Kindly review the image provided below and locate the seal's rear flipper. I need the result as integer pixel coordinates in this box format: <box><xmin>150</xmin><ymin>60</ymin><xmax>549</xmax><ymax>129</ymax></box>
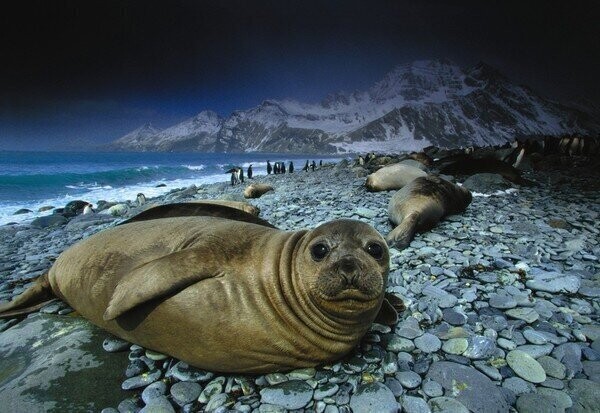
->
<box><xmin>0</xmin><ymin>273</ymin><xmax>55</xmax><ymax>318</ymax></box>
<box><xmin>386</xmin><ymin>213</ymin><xmax>419</xmax><ymax>249</ymax></box>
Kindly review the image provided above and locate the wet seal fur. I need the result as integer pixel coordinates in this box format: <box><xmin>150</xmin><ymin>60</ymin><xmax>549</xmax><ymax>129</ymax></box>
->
<box><xmin>387</xmin><ymin>175</ymin><xmax>472</xmax><ymax>249</ymax></box>
<box><xmin>365</xmin><ymin>163</ymin><xmax>427</xmax><ymax>192</ymax></box>
<box><xmin>0</xmin><ymin>207</ymin><xmax>393</xmax><ymax>373</ymax></box>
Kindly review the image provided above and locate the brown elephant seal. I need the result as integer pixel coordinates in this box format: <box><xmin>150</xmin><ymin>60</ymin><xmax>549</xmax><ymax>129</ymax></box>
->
<box><xmin>387</xmin><ymin>175</ymin><xmax>472</xmax><ymax>249</ymax></box>
<box><xmin>0</xmin><ymin>213</ymin><xmax>391</xmax><ymax>373</ymax></box>
<box><xmin>365</xmin><ymin>163</ymin><xmax>427</xmax><ymax>192</ymax></box>
<box><xmin>119</xmin><ymin>200</ymin><xmax>266</xmax><ymax>226</ymax></box>
<box><xmin>243</xmin><ymin>183</ymin><xmax>274</xmax><ymax>199</ymax></box>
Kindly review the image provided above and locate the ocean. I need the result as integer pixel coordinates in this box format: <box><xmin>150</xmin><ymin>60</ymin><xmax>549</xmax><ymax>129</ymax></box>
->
<box><xmin>0</xmin><ymin>151</ymin><xmax>345</xmax><ymax>225</ymax></box>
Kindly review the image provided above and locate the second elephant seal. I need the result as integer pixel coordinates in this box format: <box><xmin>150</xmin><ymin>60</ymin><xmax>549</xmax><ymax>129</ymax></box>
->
<box><xmin>387</xmin><ymin>175</ymin><xmax>472</xmax><ymax>249</ymax></box>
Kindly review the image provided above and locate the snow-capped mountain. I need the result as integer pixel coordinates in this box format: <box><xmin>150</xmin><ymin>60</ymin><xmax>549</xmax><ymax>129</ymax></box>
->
<box><xmin>109</xmin><ymin>60</ymin><xmax>600</xmax><ymax>153</ymax></box>
<box><xmin>110</xmin><ymin>123</ymin><xmax>162</xmax><ymax>148</ymax></box>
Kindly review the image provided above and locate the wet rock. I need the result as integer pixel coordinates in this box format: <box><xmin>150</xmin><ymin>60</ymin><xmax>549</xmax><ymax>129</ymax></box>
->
<box><xmin>516</xmin><ymin>393</ymin><xmax>563</xmax><ymax>413</ymax></box>
<box><xmin>506</xmin><ymin>350</ymin><xmax>546</xmax><ymax>383</ymax></box>
<box><xmin>349</xmin><ymin>382</ymin><xmax>398</xmax><ymax>413</ymax></box>
<box><xmin>426</xmin><ymin>361</ymin><xmax>509</xmax><ymax>413</ymax></box>
<box><xmin>259</xmin><ymin>380</ymin><xmax>313</xmax><ymax>410</ymax></box>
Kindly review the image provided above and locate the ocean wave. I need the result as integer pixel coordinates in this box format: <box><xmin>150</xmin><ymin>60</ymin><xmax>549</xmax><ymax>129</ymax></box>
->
<box><xmin>182</xmin><ymin>164</ymin><xmax>206</xmax><ymax>171</ymax></box>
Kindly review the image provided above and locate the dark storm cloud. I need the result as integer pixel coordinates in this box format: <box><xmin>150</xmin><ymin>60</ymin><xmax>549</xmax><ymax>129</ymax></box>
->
<box><xmin>1</xmin><ymin>0</ymin><xmax>598</xmax><ymax>149</ymax></box>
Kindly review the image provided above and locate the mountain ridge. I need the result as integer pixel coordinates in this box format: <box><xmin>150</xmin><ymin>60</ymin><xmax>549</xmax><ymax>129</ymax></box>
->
<box><xmin>108</xmin><ymin>59</ymin><xmax>600</xmax><ymax>153</ymax></box>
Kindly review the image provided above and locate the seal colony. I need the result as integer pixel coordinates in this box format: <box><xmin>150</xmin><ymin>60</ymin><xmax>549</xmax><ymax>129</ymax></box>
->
<box><xmin>0</xmin><ymin>203</ymin><xmax>392</xmax><ymax>373</ymax></box>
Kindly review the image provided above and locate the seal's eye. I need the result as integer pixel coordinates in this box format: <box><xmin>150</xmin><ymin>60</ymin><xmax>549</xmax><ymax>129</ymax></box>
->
<box><xmin>366</xmin><ymin>243</ymin><xmax>384</xmax><ymax>260</ymax></box>
<box><xmin>310</xmin><ymin>243</ymin><xmax>329</xmax><ymax>261</ymax></box>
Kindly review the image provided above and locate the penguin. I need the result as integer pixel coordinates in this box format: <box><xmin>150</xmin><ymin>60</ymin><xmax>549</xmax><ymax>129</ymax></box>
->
<box><xmin>289</xmin><ymin>161</ymin><xmax>294</xmax><ymax>173</ymax></box>
<box><xmin>267</xmin><ymin>161</ymin><xmax>272</xmax><ymax>175</ymax></box>
<box><xmin>358</xmin><ymin>155</ymin><xmax>365</xmax><ymax>166</ymax></box>
<box><xmin>319</xmin><ymin>160</ymin><xmax>323</xmax><ymax>167</ymax></box>
<box><xmin>281</xmin><ymin>162</ymin><xmax>286</xmax><ymax>174</ymax></box>
<box><xmin>303</xmin><ymin>160</ymin><xmax>309</xmax><ymax>172</ymax></box>
<box><xmin>248</xmin><ymin>164</ymin><xmax>253</xmax><ymax>179</ymax></box>
<box><xmin>311</xmin><ymin>161</ymin><xmax>316</xmax><ymax>171</ymax></box>
<box><xmin>136</xmin><ymin>193</ymin><xmax>146</xmax><ymax>206</ymax></box>
<box><xmin>239</xmin><ymin>167</ymin><xmax>245</xmax><ymax>183</ymax></box>
<box><xmin>82</xmin><ymin>203</ymin><xmax>94</xmax><ymax>214</ymax></box>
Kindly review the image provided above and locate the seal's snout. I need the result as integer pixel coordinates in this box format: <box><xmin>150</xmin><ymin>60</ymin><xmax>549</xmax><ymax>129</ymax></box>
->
<box><xmin>337</xmin><ymin>256</ymin><xmax>362</xmax><ymax>287</ymax></box>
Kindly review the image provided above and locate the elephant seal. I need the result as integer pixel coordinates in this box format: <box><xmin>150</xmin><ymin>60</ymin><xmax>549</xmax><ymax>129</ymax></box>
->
<box><xmin>0</xmin><ymin>211</ymin><xmax>391</xmax><ymax>373</ymax></box>
<box><xmin>387</xmin><ymin>175</ymin><xmax>472</xmax><ymax>249</ymax></box>
<box><xmin>244</xmin><ymin>183</ymin><xmax>274</xmax><ymax>199</ymax></box>
<box><xmin>365</xmin><ymin>163</ymin><xmax>427</xmax><ymax>192</ymax></box>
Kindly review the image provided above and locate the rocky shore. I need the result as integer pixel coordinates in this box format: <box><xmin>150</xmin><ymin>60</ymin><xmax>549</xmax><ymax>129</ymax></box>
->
<box><xmin>0</xmin><ymin>155</ymin><xmax>599</xmax><ymax>413</ymax></box>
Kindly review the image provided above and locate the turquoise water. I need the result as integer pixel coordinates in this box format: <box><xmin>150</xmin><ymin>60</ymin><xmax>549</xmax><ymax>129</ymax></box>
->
<box><xmin>0</xmin><ymin>151</ymin><xmax>343</xmax><ymax>225</ymax></box>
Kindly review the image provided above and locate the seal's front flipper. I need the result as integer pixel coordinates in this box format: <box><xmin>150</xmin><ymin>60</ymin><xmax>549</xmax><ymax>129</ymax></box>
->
<box><xmin>119</xmin><ymin>202</ymin><xmax>276</xmax><ymax>228</ymax></box>
<box><xmin>374</xmin><ymin>293</ymin><xmax>405</xmax><ymax>326</ymax></box>
<box><xmin>0</xmin><ymin>273</ymin><xmax>55</xmax><ymax>318</ymax></box>
<box><xmin>103</xmin><ymin>248</ymin><xmax>225</xmax><ymax>321</ymax></box>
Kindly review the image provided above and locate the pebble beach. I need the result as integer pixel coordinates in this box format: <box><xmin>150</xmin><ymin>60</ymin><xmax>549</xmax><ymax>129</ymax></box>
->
<box><xmin>0</xmin><ymin>155</ymin><xmax>599</xmax><ymax>413</ymax></box>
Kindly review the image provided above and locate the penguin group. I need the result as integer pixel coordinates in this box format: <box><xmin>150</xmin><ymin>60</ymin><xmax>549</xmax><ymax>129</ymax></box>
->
<box><xmin>267</xmin><ymin>161</ymin><xmax>295</xmax><ymax>175</ymax></box>
<box><xmin>227</xmin><ymin>167</ymin><xmax>245</xmax><ymax>186</ymax></box>
<box><xmin>302</xmin><ymin>160</ymin><xmax>321</xmax><ymax>172</ymax></box>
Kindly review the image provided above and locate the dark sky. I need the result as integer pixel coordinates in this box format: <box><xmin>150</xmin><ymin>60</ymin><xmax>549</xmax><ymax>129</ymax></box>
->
<box><xmin>1</xmin><ymin>0</ymin><xmax>598</xmax><ymax>150</ymax></box>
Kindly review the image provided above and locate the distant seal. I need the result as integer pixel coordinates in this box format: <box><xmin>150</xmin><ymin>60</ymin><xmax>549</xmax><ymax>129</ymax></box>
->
<box><xmin>408</xmin><ymin>152</ymin><xmax>434</xmax><ymax>167</ymax></box>
<box><xmin>243</xmin><ymin>183</ymin><xmax>274</xmax><ymax>199</ymax></box>
<box><xmin>365</xmin><ymin>163</ymin><xmax>427</xmax><ymax>192</ymax></box>
<box><xmin>0</xmin><ymin>215</ymin><xmax>391</xmax><ymax>373</ymax></box>
<box><xmin>387</xmin><ymin>175</ymin><xmax>472</xmax><ymax>249</ymax></box>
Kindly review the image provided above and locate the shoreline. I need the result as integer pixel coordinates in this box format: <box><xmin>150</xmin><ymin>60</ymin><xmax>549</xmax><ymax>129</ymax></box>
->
<box><xmin>0</xmin><ymin>155</ymin><xmax>599</xmax><ymax>412</ymax></box>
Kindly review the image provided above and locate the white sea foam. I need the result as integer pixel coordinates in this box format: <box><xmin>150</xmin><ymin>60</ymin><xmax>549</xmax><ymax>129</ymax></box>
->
<box><xmin>0</xmin><ymin>173</ymin><xmax>231</xmax><ymax>226</ymax></box>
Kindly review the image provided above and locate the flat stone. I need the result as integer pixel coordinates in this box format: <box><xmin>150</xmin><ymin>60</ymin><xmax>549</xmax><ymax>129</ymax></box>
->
<box><xmin>170</xmin><ymin>381</ymin><xmax>201</xmax><ymax>406</ymax></box>
<box><xmin>502</xmin><ymin>377</ymin><xmax>535</xmax><ymax>395</ymax></box>
<box><xmin>349</xmin><ymin>382</ymin><xmax>398</xmax><ymax>413</ymax></box>
<box><xmin>505</xmin><ymin>308</ymin><xmax>539</xmax><ymax>323</ymax></box>
<box><xmin>516</xmin><ymin>393</ymin><xmax>563</xmax><ymax>413</ymax></box>
<box><xmin>526</xmin><ymin>270</ymin><xmax>580</xmax><ymax>293</ymax></box>
<box><xmin>537</xmin><ymin>356</ymin><xmax>567</xmax><ymax>379</ymax></box>
<box><xmin>516</xmin><ymin>344</ymin><xmax>554</xmax><ymax>358</ymax></box>
<box><xmin>0</xmin><ymin>313</ymin><xmax>129</xmax><ymax>412</ymax></box>
<box><xmin>422</xmin><ymin>379</ymin><xmax>443</xmax><ymax>397</ymax></box>
<box><xmin>463</xmin><ymin>336</ymin><xmax>496</xmax><ymax>360</ymax></box>
<box><xmin>426</xmin><ymin>362</ymin><xmax>509</xmax><ymax>413</ymax></box>
<box><xmin>401</xmin><ymin>395</ymin><xmax>430</xmax><ymax>413</ymax></box>
<box><xmin>536</xmin><ymin>388</ymin><xmax>573</xmax><ymax>409</ymax></box>
<box><xmin>386</xmin><ymin>336</ymin><xmax>415</xmax><ymax>352</ymax></box>
<box><xmin>506</xmin><ymin>350</ymin><xmax>547</xmax><ymax>383</ymax></box>
<box><xmin>396</xmin><ymin>317</ymin><xmax>423</xmax><ymax>339</ymax></box>
<box><xmin>396</xmin><ymin>371</ymin><xmax>421</xmax><ymax>389</ymax></box>
<box><xmin>567</xmin><ymin>379</ymin><xmax>600</xmax><ymax>413</ymax></box>
<box><xmin>428</xmin><ymin>397</ymin><xmax>469</xmax><ymax>413</ymax></box>
<box><xmin>442</xmin><ymin>308</ymin><xmax>467</xmax><ymax>326</ymax></box>
<box><xmin>488</xmin><ymin>294</ymin><xmax>517</xmax><ymax>309</ymax></box>
<box><xmin>442</xmin><ymin>338</ymin><xmax>468</xmax><ymax>355</ymax></box>
<box><xmin>259</xmin><ymin>380</ymin><xmax>313</xmax><ymax>410</ymax></box>
<box><xmin>523</xmin><ymin>329</ymin><xmax>548</xmax><ymax>345</ymax></box>
<box><xmin>414</xmin><ymin>333</ymin><xmax>442</xmax><ymax>353</ymax></box>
